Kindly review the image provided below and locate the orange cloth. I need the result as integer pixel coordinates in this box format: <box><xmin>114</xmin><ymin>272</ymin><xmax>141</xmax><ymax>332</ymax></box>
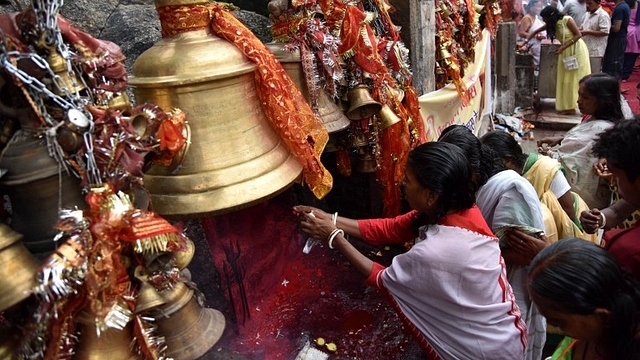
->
<box><xmin>157</xmin><ymin>3</ymin><xmax>333</xmax><ymax>199</ymax></box>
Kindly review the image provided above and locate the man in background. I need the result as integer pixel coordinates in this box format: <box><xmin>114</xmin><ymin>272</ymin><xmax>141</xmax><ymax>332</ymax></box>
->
<box><xmin>602</xmin><ymin>0</ymin><xmax>631</xmax><ymax>82</ymax></box>
<box><xmin>580</xmin><ymin>0</ymin><xmax>611</xmax><ymax>72</ymax></box>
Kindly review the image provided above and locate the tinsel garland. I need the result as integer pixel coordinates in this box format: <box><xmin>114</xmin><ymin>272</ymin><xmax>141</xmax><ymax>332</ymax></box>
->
<box><xmin>270</xmin><ymin>0</ymin><xmax>426</xmax><ymax>216</ymax></box>
<box><xmin>0</xmin><ymin>6</ymin><xmax>191</xmax><ymax>359</ymax></box>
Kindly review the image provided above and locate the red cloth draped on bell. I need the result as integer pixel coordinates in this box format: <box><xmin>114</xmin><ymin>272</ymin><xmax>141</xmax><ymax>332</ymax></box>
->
<box><xmin>156</xmin><ymin>3</ymin><xmax>332</xmax><ymax>199</ymax></box>
<box><xmin>209</xmin><ymin>5</ymin><xmax>333</xmax><ymax>199</ymax></box>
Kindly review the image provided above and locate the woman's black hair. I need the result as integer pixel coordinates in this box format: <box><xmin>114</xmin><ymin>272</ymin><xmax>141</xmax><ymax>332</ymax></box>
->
<box><xmin>406</xmin><ymin>141</ymin><xmax>475</xmax><ymax>224</ymax></box>
<box><xmin>579</xmin><ymin>73</ymin><xmax>624</xmax><ymax>122</ymax></box>
<box><xmin>479</xmin><ymin>131</ymin><xmax>528</xmax><ymax>172</ymax></box>
<box><xmin>438</xmin><ymin>125</ymin><xmax>506</xmax><ymax>191</ymax></box>
<box><xmin>539</xmin><ymin>6</ymin><xmax>564</xmax><ymax>40</ymax></box>
<box><xmin>528</xmin><ymin>238</ymin><xmax>640</xmax><ymax>359</ymax></box>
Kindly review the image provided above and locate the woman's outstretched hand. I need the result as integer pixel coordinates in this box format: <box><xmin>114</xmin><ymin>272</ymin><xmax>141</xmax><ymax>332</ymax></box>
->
<box><xmin>293</xmin><ymin>205</ymin><xmax>336</xmax><ymax>243</ymax></box>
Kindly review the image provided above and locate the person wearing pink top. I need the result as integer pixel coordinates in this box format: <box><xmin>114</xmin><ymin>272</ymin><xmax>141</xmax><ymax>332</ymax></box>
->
<box><xmin>294</xmin><ymin>142</ymin><xmax>527</xmax><ymax>359</ymax></box>
<box><xmin>622</xmin><ymin>0</ymin><xmax>640</xmax><ymax>80</ymax></box>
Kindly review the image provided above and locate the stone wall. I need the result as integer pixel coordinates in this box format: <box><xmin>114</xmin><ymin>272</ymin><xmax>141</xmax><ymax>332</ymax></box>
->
<box><xmin>0</xmin><ymin>0</ymin><xmax>273</xmax><ymax>73</ymax></box>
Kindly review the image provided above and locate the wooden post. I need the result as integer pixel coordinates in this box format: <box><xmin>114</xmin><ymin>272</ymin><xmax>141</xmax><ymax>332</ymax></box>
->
<box><xmin>390</xmin><ymin>0</ymin><xmax>436</xmax><ymax>96</ymax></box>
<box><xmin>494</xmin><ymin>22</ymin><xmax>516</xmax><ymax>113</ymax></box>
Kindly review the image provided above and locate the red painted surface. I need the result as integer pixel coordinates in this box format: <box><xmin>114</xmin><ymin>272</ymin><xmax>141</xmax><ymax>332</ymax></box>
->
<box><xmin>201</xmin><ymin>195</ymin><xmax>421</xmax><ymax>359</ymax></box>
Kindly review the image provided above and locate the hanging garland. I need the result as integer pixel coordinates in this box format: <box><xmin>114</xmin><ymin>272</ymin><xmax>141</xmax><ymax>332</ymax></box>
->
<box><xmin>0</xmin><ymin>2</ymin><xmax>195</xmax><ymax>358</ymax></box>
<box><xmin>269</xmin><ymin>0</ymin><xmax>427</xmax><ymax>217</ymax></box>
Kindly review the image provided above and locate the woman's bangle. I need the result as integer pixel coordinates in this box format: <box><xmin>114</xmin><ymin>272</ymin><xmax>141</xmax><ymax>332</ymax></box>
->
<box><xmin>599</xmin><ymin>213</ymin><xmax>607</xmax><ymax>229</ymax></box>
<box><xmin>328</xmin><ymin>228</ymin><xmax>344</xmax><ymax>249</ymax></box>
<box><xmin>332</xmin><ymin>212</ymin><xmax>338</xmax><ymax>226</ymax></box>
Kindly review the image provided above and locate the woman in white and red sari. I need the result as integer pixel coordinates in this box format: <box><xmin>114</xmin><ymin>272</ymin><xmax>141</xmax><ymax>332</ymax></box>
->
<box><xmin>295</xmin><ymin>142</ymin><xmax>527</xmax><ymax>360</ymax></box>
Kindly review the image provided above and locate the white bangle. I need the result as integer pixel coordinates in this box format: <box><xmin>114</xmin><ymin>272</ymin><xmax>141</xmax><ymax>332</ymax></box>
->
<box><xmin>332</xmin><ymin>212</ymin><xmax>338</xmax><ymax>226</ymax></box>
<box><xmin>599</xmin><ymin>212</ymin><xmax>607</xmax><ymax>229</ymax></box>
<box><xmin>328</xmin><ymin>228</ymin><xmax>344</xmax><ymax>249</ymax></box>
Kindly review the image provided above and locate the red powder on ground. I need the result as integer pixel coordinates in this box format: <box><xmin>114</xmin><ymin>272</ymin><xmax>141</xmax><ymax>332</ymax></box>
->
<box><xmin>201</xmin><ymin>195</ymin><xmax>421</xmax><ymax>359</ymax></box>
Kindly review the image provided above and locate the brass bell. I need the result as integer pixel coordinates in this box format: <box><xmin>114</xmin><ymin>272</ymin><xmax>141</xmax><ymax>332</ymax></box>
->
<box><xmin>0</xmin><ymin>131</ymin><xmax>86</xmax><ymax>257</ymax></box>
<box><xmin>265</xmin><ymin>42</ymin><xmax>309</xmax><ymax>101</ymax></box>
<box><xmin>173</xmin><ymin>237</ymin><xmax>195</xmax><ymax>269</ymax></box>
<box><xmin>152</xmin><ymin>282</ymin><xmax>225</xmax><ymax>360</ymax></box>
<box><xmin>377</xmin><ymin>105</ymin><xmax>402</xmax><ymax>130</ymax></box>
<box><xmin>350</xmin><ymin>132</ymin><xmax>369</xmax><ymax>148</ymax></box>
<box><xmin>135</xmin><ymin>266</ymin><xmax>168</xmax><ymax>314</ymax></box>
<box><xmin>316</xmin><ymin>89</ymin><xmax>350</xmax><ymax>133</ymax></box>
<box><xmin>129</xmin><ymin>0</ymin><xmax>303</xmax><ymax>217</ymax></box>
<box><xmin>346</xmin><ymin>84</ymin><xmax>382</xmax><ymax>120</ymax></box>
<box><xmin>355</xmin><ymin>151</ymin><xmax>377</xmax><ymax>173</ymax></box>
<box><xmin>324</xmin><ymin>133</ymin><xmax>341</xmax><ymax>153</ymax></box>
<box><xmin>46</xmin><ymin>51</ymin><xmax>86</xmax><ymax>96</ymax></box>
<box><xmin>0</xmin><ymin>224</ymin><xmax>38</xmax><ymax>312</ymax></box>
<box><xmin>143</xmin><ymin>237</ymin><xmax>195</xmax><ymax>272</ymax></box>
<box><xmin>0</xmin><ymin>330</ymin><xmax>21</xmax><ymax>360</ymax></box>
<box><xmin>105</xmin><ymin>92</ymin><xmax>133</xmax><ymax>114</ymax></box>
<box><xmin>74</xmin><ymin>311</ymin><xmax>141</xmax><ymax>360</ymax></box>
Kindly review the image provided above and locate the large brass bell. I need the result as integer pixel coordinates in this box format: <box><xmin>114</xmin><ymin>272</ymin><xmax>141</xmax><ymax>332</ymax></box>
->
<box><xmin>74</xmin><ymin>311</ymin><xmax>140</xmax><ymax>360</ymax></box>
<box><xmin>152</xmin><ymin>282</ymin><xmax>225</xmax><ymax>360</ymax></box>
<box><xmin>265</xmin><ymin>42</ymin><xmax>309</xmax><ymax>100</ymax></box>
<box><xmin>377</xmin><ymin>105</ymin><xmax>402</xmax><ymax>130</ymax></box>
<box><xmin>0</xmin><ymin>224</ymin><xmax>38</xmax><ymax>312</ymax></box>
<box><xmin>0</xmin><ymin>131</ymin><xmax>85</xmax><ymax>257</ymax></box>
<box><xmin>129</xmin><ymin>0</ymin><xmax>303</xmax><ymax>217</ymax></box>
<box><xmin>346</xmin><ymin>84</ymin><xmax>382</xmax><ymax>120</ymax></box>
<box><xmin>316</xmin><ymin>89</ymin><xmax>351</xmax><ymax>133</ymax></box>
<box><xmin>265</xmin><ymin>43</ymin><xmax>350</xmax><ymax>133</ymax></box>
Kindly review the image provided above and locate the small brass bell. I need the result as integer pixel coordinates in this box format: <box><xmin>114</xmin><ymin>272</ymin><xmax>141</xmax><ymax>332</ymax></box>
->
<box><xmin>74</xmin><ymin>311</ymin><xmax>141</xmax><ymax>360</ymax></box>
<box><xmin>135</xmin><ymin>266</ymin><xmax>168</xmax><ymax>314</ymax></box>
<box><xmin>144</xmin><ymin>238</ymin><xmax>195</xmax><ymax>272</ymax></box>
<box><xmin>346</xmin><ymin>84</ymin><xmax>382</xmax><ymax>120</ymax></box>
<box><xmin>316</xmin><ymin>89</ymin><xmax>350</xmax><ymax>133</ymax></box>
<box><xmin>0</xmin><ymin>224</ymin><xmax>38</xmax><ymax>312</ymax></box>
<box><xmin>152</xmin><ymin>282</ymin><xmax>225</xmax><ymax>360</ymax></box>
<box><xmin>377</xmin><ymin>105</ymin><xmax>402</xmax><ymax>130</ymax></box>
<box><xmin>355</xmin><ymin>151</ymin><xmax>377</xmax><ymax>173</ymax></box>
<box><xmin>0</xmin><ymin>330</ymin><xmax>20</xmax><ymax>360</ymax></box>
<box><xmin>46</xmin><ymin>51</ymin><xmax>86</xmax><ymax>96</ymax></box>
<box><xmin>105</xmin><ymin>92</ymin><xmax>133</xmax><ymax>114</ymax></box>
<box><xmin>350</xmin><ymin>132</ymin><xmax>369</xmax><ymax>148</ymax></box>
<box><xmin>173</xmin><ymin>238</ymin><xmax>195</xmax><ymax>270</ymax></box>
<box><xmin>324</xmin><ymin>133</ymin><xmax>341</xmax><ymax>153</ymax></box>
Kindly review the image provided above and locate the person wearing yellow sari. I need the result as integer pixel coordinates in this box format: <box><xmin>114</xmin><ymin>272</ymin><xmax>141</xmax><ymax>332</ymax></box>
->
<box><xmin>481</xmin><ymin>131</ymin><xmax>598</xmax><ymax>243</ymax></box>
